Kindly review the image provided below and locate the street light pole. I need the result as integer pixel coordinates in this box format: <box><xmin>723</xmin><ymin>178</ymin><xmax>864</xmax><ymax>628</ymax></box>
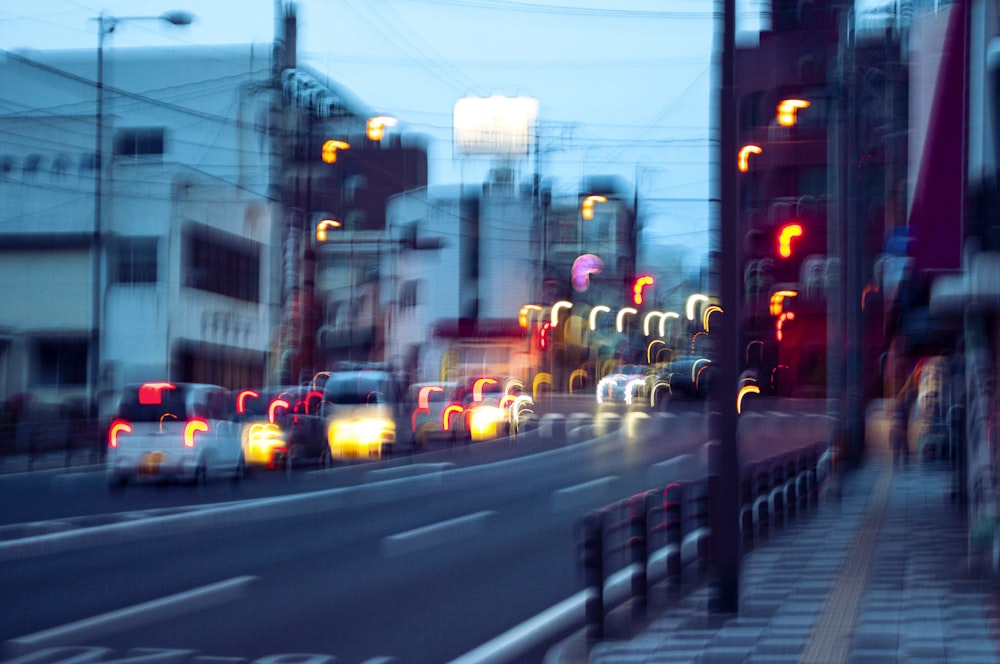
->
<box><xmin>89</xmin><ymin>11</ymin><xmax>194</xmax><ymax>423</ymax></box>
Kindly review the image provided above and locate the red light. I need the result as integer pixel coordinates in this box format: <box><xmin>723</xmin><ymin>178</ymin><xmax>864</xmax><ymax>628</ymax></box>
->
<box><xmin>184</xmin><ymin>418</ymin><xmax>209</xmax><ymax>448</ymax></box>
<box><xmin>539</xmin><ymin>322</ymin><xmax>551</xmax><ymax>350</ymax></box>
<box><xmin>109</xmin><ymin>419</ymin><xmax>132</xmax><ymax>448</ymax></box>
<box><xmin>268</xmin><ymin>398</ymin><xmax>290</xmax><ymax>425</ymax></box>
<box><xmin>236</xmin><ymin>389</ymin><xmax>259</xmax><ymax>414</ymax></box>
<box><xmin>305</xmin><ymin>390</ymin><xmax>323</xmax><ymax>414</ymax></box>
<box><xmin>139</xmin><ymin>382</ymin><xmax>176</xmax><ymax>405</ymax></box>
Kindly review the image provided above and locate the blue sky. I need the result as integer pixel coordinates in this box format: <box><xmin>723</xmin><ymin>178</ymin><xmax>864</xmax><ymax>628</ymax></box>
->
<box><xmin>1</xmin><ymin>0</ymin><xmax>765</xmax><ymax>260</ymax></box>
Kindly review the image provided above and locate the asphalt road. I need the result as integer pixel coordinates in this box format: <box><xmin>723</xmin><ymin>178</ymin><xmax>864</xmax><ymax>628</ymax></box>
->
<box><xmin>0</xmin><ymin>397</ymin><xmax>830</xmax><ymax>663</ymax></box>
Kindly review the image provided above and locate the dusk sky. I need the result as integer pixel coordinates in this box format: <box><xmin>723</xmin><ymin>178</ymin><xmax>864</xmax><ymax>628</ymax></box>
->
<box><xmin>0</xmin><ymin>1</ymin><xmax>778</xmax><ymax>262</ymax></box>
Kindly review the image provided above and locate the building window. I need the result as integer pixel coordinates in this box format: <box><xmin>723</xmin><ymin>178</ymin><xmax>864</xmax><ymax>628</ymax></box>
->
<box><xmin>114</xmin><ymin>127</ymin><xmax>165</xmax><ymax>158</ymax></box>
<box><xmin>33</xmin><ymin>338</ymin><xmax>89</xmax><ymax>386</ymax></box>
<box><xmin>400</xmin><ymin>280</ymin><xmax>419</xmax><ymax>310</ymax></box>
<box><xmin>112</xmin><ymin>237</ymin><xmax>158</xmax><ymax>284</ymax></box>
<box><xmin>183</xmin><ymin>223</ymin><xmax>260</xmax><ymax>302</ymax></box>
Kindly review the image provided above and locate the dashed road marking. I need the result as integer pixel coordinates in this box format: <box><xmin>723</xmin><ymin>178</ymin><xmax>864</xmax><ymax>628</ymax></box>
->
<box><xmin>382</xmin><ymin>511</ymin><xmax>495</xmax><ymax>557</ymax></box>
<box><xmin>5</xmin><ymin>576</ymin><xmax>257</xmax><ymax>658</ymax></box>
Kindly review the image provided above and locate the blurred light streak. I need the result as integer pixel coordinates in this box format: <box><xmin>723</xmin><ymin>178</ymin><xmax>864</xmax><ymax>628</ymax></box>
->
<box><xmin>367</xmin><ymin>115</ymin><xmax>397</xmax><ymax>140</ymax></box>
<box><xmin>321</xmin><ymin>139</ymin><xmax>349</xmax><ymax>163</ymax></box>
<box><xmin>581</xmin><ymin>195</ymin><xmax>607</xmax><ymax>220</ymax></box>
<box><xmin>616</xmin><ymin>307</ymin><xmax>637</xmax><ymax>333</ymax></box>
<box><xmin>686</xmin><ymin>293</ymin><xmax>709</xmax><ymax>320</ymax></box>
<box><xmin>139</xmin><ymin>382</ymin><xmax>175</xmax><ymax>405</ymax></box>
<box><xmin>737</xmin><ymin>385</ymin><xmax>760</xmax><ymax>414</ymax></box>
<box><xmin>236</xmin><ymin>389</ymin><xmax>259</xmax><ymax>414</ymax></box>
<box><xmin>551</xmin><ymin>300</ymin><xmax>573</xmax><ymax>327</ymax></box>
<box><xmin>738</xmin><ymin>144</ymin><xmax>762</xmax><ymax>172</ymax></box>
<box><xmin>184</xmin><ymin>418</ymin><xmax>209</xmax><ymax>448</ymax></box>
<box><xmin>777</xmin><ymin>98</ymin><xmax>810</xmax><ymax>126</ymax></box>
<box><xmin>108</xmin><ymin>419</ymin><xmax>131</xmax><ymax>448</ymax></box>
<box><xmin>702</xmin><ymin>304</ymin><xmax>723</xmax><ymax>332</ymax></box>
<box><xmin>589</xmin><ymin>305</ymin><xmax>611</xmax><ymax>331</ymax></box>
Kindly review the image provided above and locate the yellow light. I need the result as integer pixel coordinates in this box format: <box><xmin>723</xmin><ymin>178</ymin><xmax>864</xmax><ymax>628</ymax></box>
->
<box><xmin>519</xmin><ymin>304</ymin><xmax>542</xmax><ymax>329</ymax></box>
<box><xmin>737</xmin><ymin>384</ymin><xmax>760</xmax><ymax>414</ymax></box>
<box><xmin>778</xmin><ymin>223</ymin><xmax>803</xmax><ymax>258</ymax></box>
<box><xmin>702</xmin><ymin>305</ymin><xmax>723</xmax><ymax>332</ymax></box>
<box><xmin>473</xmin><ymin>377</ymin><xmax>498</xmax><ymax>401</ymax></box>
<box><xmin>367</xmin><ymin>116</ymin><xmax>397</xmax><ymax>141</ymax></box>
<box><xmin>769</xmin><ymin>289</ymin><xmax>799</xmax><ymax>316</ymax></box>
<box><xmin>469</xmin><ymin>405</ymin><xmax>505</xmax><ymax>441</ymax></box>
<box><xmin>589</xmin><ymin>305</ymin><xmax>610</xmax><ymax>331</ymax></box>
<box><xmin>316</xmin><ymin>219</ymin><xmax>342</xmax><ymax>242</ymax></box>
<box><xmin>321</xmin><ymin>139</ymin><xmax>350</xmax><ymax>163</ymax></box>
<box><xmin>738</xmin><ymin>144</ymin><xmax>762</xmax><ymax>172</ymax></box>
<box><xmin>633</xmin><ymin>275</ymin><xmax>654</xmax><ymax>305</ymax></box>
<box><xmin>532</xmin><ymin>372</ymin><xmax>552</xmax><ymax>399</ymax></box>
<box><xmin>777</xmin><ymin>99</ymin><xmax>810</xmax><ymax>127</ymax></box>
<box><xmin>647</xmin><ymin>339</ymin><xmax>665</xmax><ymax>364</ymax></box>
<box><xmin>581</xmin><ymin>195</ymin><xmax>608</xmax><ymax>220</ymax></box>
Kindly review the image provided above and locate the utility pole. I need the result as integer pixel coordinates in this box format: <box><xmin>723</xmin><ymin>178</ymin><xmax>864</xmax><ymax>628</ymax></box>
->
<box><xmin>710</xmin><ymin>0</ymin><xmax>741</xmax><ymax>614</ymax></box>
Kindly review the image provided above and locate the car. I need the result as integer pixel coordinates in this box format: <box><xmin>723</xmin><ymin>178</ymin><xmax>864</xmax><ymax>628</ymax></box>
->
<box><xmin>234</xmin><ymin>385</ymin><xmax>326</xmax><ymax>470</ymax></box>
<box><xmin>446</xmin><ymin>376</ymin><xmax>532</xmax><ymax>442</ymax></box>
<box><xmin>320</xmin><ymin>369</ymin><xmax>413</xmax><ymax>463</ymax></box>
<box><xmin>407</xmin><ymin>381</ymin><xmax>458</xmax><ymax>449</ymax></box>
<box><xmin>106</xmin><ymin>381</ymin><xmax>245</xmax><ymax>487</ymax></box>
<box><xmin>596</xmin><ymin>365</ymin><xmax>653</xmax><ymax>409</ymax></box>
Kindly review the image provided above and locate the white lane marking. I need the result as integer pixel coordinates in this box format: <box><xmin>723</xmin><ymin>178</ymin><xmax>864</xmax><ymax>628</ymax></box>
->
<box><xmin>382</xmin><ymin>511</ymin><xmax>496</xmax><ymax>557</ymax></box>
<box><xmin>0</xmin><ymin>419</ymin><xmax>686</xmax><ymax>561</ymax></box>
<box><xmin>5</xmin><ymin>576</ymin><xmax>257</xmax><ymax>657</ymax></box>
<box><xmin>364</xmin><ymin>463</ymin><xmax>455</xmax><ymax>481</ymax></box>
<box><xmin>647</xmin><ymin>453</ymin><xmax>695</xmax><ymax>486</ymax></box>
<box><xmin>549</xmin><ymin>476</ymin><xmax>618</xmax><ymax>512</ymax></box>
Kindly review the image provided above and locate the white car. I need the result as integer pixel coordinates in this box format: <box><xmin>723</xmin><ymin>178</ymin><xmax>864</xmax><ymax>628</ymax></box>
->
<box><xmin>106</xmin><ymin>382</ymin><xmax>246</xmax><ymax>487</ymax></box>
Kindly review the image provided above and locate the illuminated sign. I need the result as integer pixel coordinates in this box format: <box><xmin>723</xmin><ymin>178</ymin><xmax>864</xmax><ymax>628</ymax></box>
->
<box><xmin>453</xmin><ymin>95</ymin><xmax>539</xmax><ymax>156</ymax></box>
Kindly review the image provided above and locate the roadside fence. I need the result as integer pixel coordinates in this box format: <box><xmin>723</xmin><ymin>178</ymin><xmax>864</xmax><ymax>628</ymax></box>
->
<box><xmin>578</xmin><ymin>441</ymin><xmax>827</xmax><ymax>640</ymax></box>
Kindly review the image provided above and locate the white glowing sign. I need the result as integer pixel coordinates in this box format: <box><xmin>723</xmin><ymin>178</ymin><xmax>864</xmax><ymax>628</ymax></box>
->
<box><xmin>453</xmin><ymin>95</ymin><xmax>539</xmax><ymax>156</ymax></box>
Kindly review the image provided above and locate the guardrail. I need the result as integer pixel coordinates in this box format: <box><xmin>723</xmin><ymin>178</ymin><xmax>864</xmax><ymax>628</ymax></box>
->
<box><xmin>578</xmin><ymin>441</ymin><xmax>827</xmax><ymax>640</ymax></box>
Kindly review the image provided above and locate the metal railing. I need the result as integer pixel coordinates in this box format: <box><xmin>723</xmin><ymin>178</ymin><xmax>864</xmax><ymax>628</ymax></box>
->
<box><xmin>578</xmin><ymin>441</ymin><xmax>827</xmax><ymax>640</ymax></box>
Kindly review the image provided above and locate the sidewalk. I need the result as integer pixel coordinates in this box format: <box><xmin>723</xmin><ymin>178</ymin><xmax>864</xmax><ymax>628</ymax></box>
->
<box><xmin>546</xmin><ymin>451</ymin><xmax>1000</xmax><ymax>663</ymax></box>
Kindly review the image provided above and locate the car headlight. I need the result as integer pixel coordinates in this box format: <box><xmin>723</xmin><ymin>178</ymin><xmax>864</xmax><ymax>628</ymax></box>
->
<box><xmin>469</xmin><ymin>406</ymin><xmax>504</xmax><ymax>436</ymax></box>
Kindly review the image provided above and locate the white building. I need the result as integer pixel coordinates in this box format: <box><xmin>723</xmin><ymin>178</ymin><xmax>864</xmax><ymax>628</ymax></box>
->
<box><xmin>0</xmin><ymin>44</ymin><xmax>279</xmax><ymax>420</ymax></box>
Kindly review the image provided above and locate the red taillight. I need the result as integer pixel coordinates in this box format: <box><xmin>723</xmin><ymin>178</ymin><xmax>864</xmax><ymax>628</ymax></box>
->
<box><xmin>268</xmin><ymin>398</ymin><xmax>290</xmax><ymax>425</ymax></box>
<box><xmin>184</xmin><ymin>418</ymin><xmax>209</xmax><ymax>448</ymax></box>
<box><xmin>109</xmin><ymin>419</ymin><xmax>132</xmax><ymax>448</ymax></box>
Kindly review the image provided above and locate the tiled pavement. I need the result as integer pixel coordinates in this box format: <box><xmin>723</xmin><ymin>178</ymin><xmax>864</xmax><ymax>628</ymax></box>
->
<box><xmin>547</xmin><ymin>453</ymin><xmax>1000</xmax><ymax>663</ymax></box>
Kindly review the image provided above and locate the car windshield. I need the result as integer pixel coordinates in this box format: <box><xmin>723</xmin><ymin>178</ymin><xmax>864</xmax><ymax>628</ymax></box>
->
<box><xmin>324</xmin><ymin>374</ymin><xmax>390</xmax><ymax>405</ymax></box>
<box><xmin>116</xmin><ymin>385</ymin><xmax>191</xmax><ymax>422</ymax></box>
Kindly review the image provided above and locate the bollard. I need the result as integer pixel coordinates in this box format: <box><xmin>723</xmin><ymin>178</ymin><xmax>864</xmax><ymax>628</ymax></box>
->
<box><xmin>628</xmin><ymin>493</ymin><xmax>648</xmax><ymax>616</ymax></box>
<box><xmin>740</xmin><ymin>464</ymin><xmax>756</xmax><ymax>550</ymax></box>
<box><xmin>692</xmin><ymin>478</ymin><xmax>711</xmax><ymax>570</ymax></box>
<box><xmin>664</xmin><ymin>482</ymin><xmax>684</xmax><ymax>588</ymax></box>
<box><xmin>796</xmin><ymin>449</ymin><xmax>811</xmax><ymax>511</ymax></box>
<box><xmin>784</xmin><ymin>455</ymin><xmax>798</xmax><ymax>520</ymax></box>
<box><xmin>581</xmin><ymin>510</ymin><xmax>605</xmax><ymax>641</ymax></box>
<box><xmin>754</xmin><ymin>461</ymin><xmax>771</xmax><ymax>540</ymax></box>
<box><xmin>770</xmin><ymin>460</ymin><xmax>786</xmax><ymax>529</ymax></box>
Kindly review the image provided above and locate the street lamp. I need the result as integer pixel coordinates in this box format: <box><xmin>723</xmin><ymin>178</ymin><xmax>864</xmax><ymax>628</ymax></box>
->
<box><xmin>90</xmin><ymin>10</ymin><xmax>193</xmax><ymax>420</ymax></box>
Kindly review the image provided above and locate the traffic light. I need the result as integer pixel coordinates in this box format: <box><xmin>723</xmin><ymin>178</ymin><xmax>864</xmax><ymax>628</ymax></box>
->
<box><xmin>632</xmin><ymin>275</ymin><xmax>654</xmax><ymax>305</ymax></box>
<box><xmin>538</xmin><ymin>321</ymin><xmax>551</xmax><ymax>350</ymax></box>
<box><xmin>776</xmin><ymin>222</ymin><xmax>803</xmax><ymax>259</ymax></box>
